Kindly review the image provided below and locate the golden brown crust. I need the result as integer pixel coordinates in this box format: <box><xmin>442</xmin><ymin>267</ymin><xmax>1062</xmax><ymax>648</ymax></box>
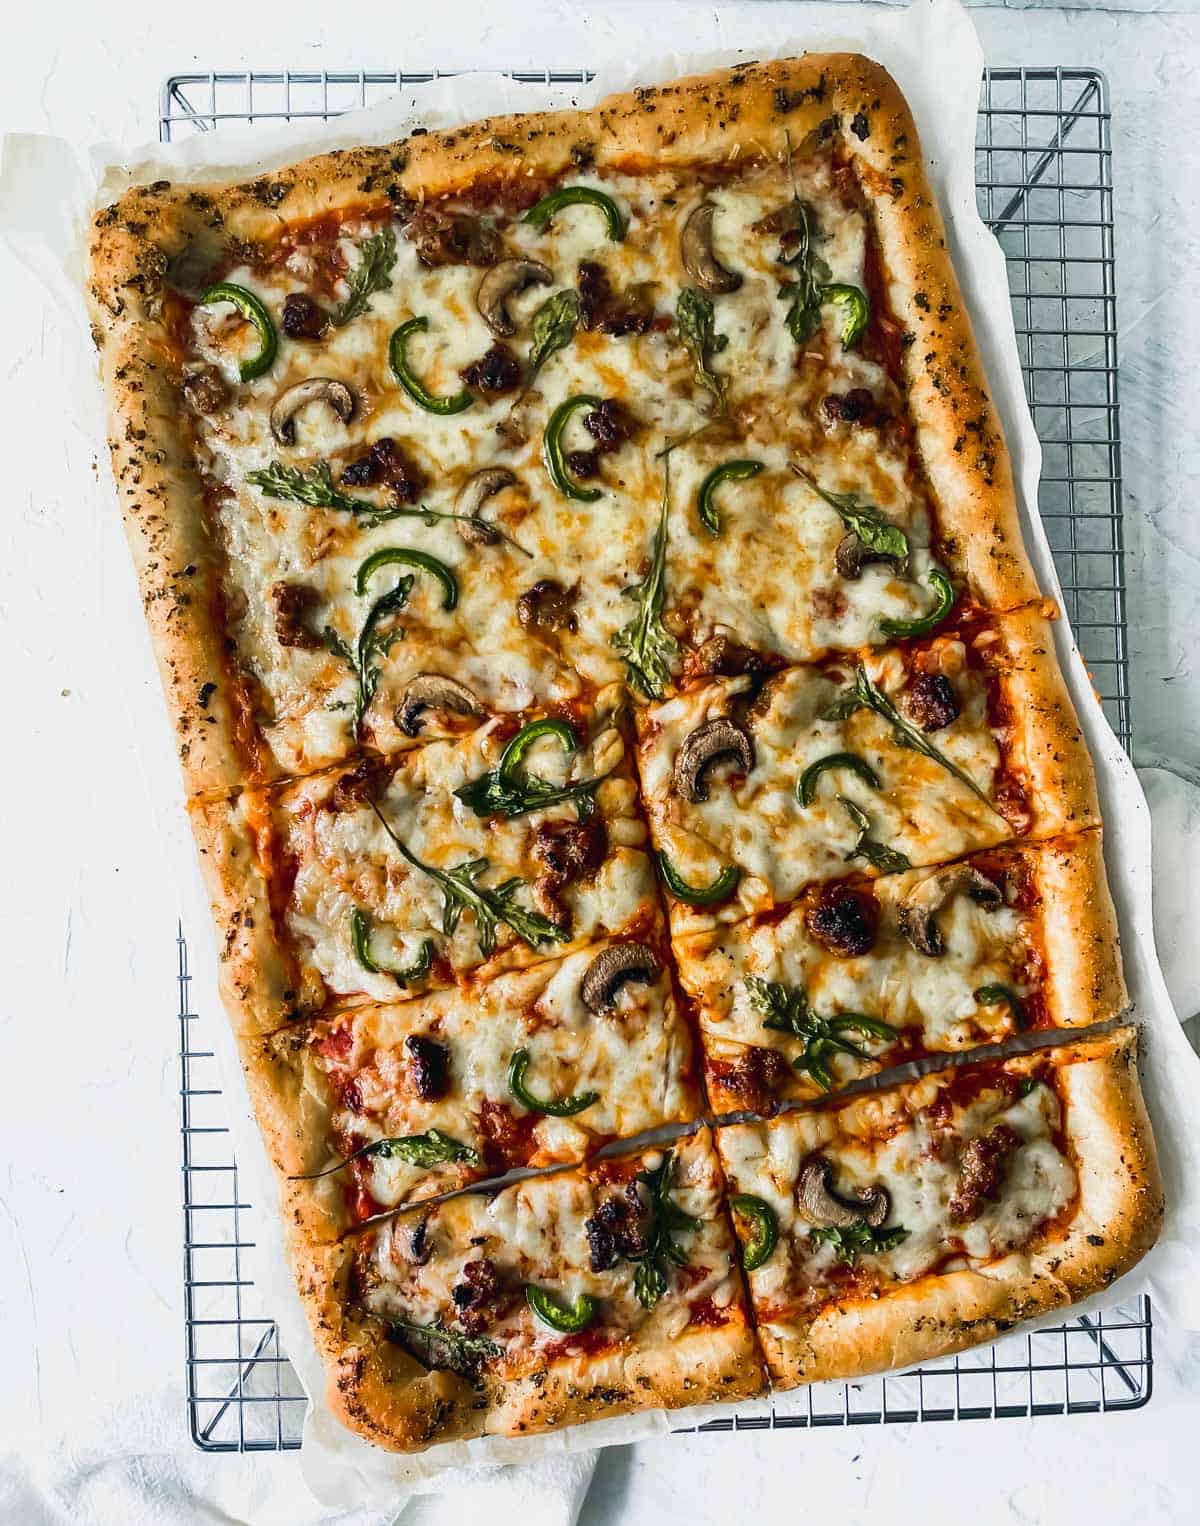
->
<box><xmin>88</xmin><ymin>55</ymin><xmax>1036</xmax><ymax>799</ymax></box>
<box><xmin>990</xmin><ymin>607</ymin><xmax>1100</xmax><ymax>840</ymax></box>
<box><xmin>291</xmin><ymin>1237</ymin><xmax>486</xmax><ymax>1451</ymax></box>
<box><xmin>847</xmin><ymin>69</ymin><xmax>1040</xmax><ymax>611</ymax></box>
<box><xmin>240</xmin><ymin>1026</ymin><xmax>351</xmax><ymax>1248</ymax></box>
<box><xmin>483</xmin><ymin>1318</ymin><xmax>763</xmax><ymax>1437</ymax></box>
<box><xmin>187</xmin><ymin>791</ymin><xmax>300</xmax><ymax>1037</ymax></box>
<box><xmin>722</xmin><ymin>1027</ymin><xmax>1162</xmax><ymax>1388</ymax></box>
<box><xmin>1036</xmin><ymin>830</ymin><xmax>1128</xmax><ymax>1029</ymax></box>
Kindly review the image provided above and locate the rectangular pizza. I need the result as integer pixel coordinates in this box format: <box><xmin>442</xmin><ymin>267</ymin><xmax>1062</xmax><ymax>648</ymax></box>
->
<box><xmin>86</xmin><ymin>52</ymin><xmax>1162</xmax><ymax>1452</ymax></box>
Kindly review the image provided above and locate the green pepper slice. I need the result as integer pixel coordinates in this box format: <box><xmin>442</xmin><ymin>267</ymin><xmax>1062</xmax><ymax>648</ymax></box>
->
<box><xmin>508</xmin><ymin>1048</ymin><xmax>599</xmax><ymax>1117</ymax></box>
<box><xmin>827</xmin><ymin>1012</ymin><xmax>899</xmax><ymax>1043</ymax></box>
<box><xmin>525</xmin><ymin>1284</ymin><xmax>598</xmax><ymax>1333</ymax></box>
<box><xmin>197</xmin><ymin>281</ymin><xmax>278</xmax><ymax>381</ymax></box>
<box><xmin>389</xmin><ymin>316</ymin><xmax>474</xmax><ymax>415</ymax></box>
<box><xmin>819</xmin><ymin>283</ymin><xmax>870</xmax><ymax>349</ymax></box>
<box><xmin>974</xmin><ymin>983</ymin><xmax>1028</xmax><ymax>1030</ymax></box>
<box><xmin>878</xmin><ymin>567</ymin><xmax>956</xmax><ymax>640</ymax></box>
<box><xmin>355</xmin><ymin>547</ymin><xmax>459</xmax><ymax>611</ymax></box>
<box><xmin>543</xmin><ymin>394</ymin><xmax>604</xmax><ymax>502</ymax></box>
<box><xmin>696</xmin><ymin>459</ymin><xmax>763</xmax><ymax>536</ymax></box>
<box><xmin>523</xmin><ymin>185</ymin><xmax>626</xmax><ymax>242</ymax></box>
<box><xmin>730</xmin><ymin>1194</ymin><xmax>779</xmax><ymax>1271</ymax></box>
<box><xmin>796</xmin><ymin>751</ymin><xmax>881</xmax><ymax>807</ymax></box>
<box><xmin>350</xmin><ymin>909</ymin><xmax>434</xmax><ymax>985</ymax></box>
<box><xmin>657</xmin><ymin>851</ymin><xmax>741</xmax><ymax>906</ymax></box>
<box><xmin>498</xmin><ymin>717</ymin><xmax>580</xmax><ymax>785</ymax></box>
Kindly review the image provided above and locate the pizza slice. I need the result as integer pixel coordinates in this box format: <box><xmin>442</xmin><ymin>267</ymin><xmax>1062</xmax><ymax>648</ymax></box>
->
<box><xmin>717</xmin><ymin>1027</ymin><xmax>1162</xmax><ymax>1387</ymax></box>
<box><xmin>674</xmin><ymin>833</ymin><xmax>1125</xmax><ymax>1112</ymax></box>
<box><xmin>190</xmin><ymin>689</ymin><xmax>661</xmax><ymax>1033</ymax></box>
<box><xmin>250</xmin><ymin>938</ymin><xmax>698</xmax><ymax>1235</ymax></box>
<box><xmin>291</xmin><ymin>1127</ymin><xmax>763</xmax><ymax>1451</ymax></box>
<box><xmin>636</xmin><ymin>608</ymin><xmax>1098</xmax><ymax>934</ymax></box>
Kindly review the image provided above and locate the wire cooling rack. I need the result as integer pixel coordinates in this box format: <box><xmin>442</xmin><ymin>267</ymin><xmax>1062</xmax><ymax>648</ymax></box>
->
<box><xmin>169</xmin><ymin>66</ymin><xmax>1147</xmax><ymax>1452</ymax></box>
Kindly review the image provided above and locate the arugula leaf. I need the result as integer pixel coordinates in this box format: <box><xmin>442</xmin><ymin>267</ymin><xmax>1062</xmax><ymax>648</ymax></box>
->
<box><xmin>389</xmin><ymin>1317</ymin><xmax>501</xmax><ymax>1373</ymax></box>
<box><xmin>322</xmin><ymin>624</ymin><xmax>355</xmax><ymax>666</ymax></box>
<box><xmin>629</xmin><ymin>1151</ymin><xmax>703</xmax><ymax>1311</ymax></box>
<box><xmin>248</xmin><ymin>460</ymin><xmax>364</xmax><ymax>513</ymax></box>
<box><xmin>331</xmin><ymin>228</ymin><xmax>397</xmax><ymax>326</ymax></box>
<box><xmin>744</xmin><ymin>975</ymin><xmax>896</xmax><ymax>1092</ymax></box>
<box><xmin>837</xmin><ymin>796</ymin><xmax>913</xmax><ymax>874</ymax></box>
<box><xmin>372</xmin><ymin>1130</ymin><xmax>480</xmax><ymax>1168</ymax></box>
<box><xmin>295</xmin><ymin>1128</ymin><xmax>481</xmax><ymax>1179</ymax></box>
<box><xmin>454</xmin><ymin>768</ymin><xmax>600</xmax><ymax>821</ymax></box>
<box><xmin>612</xmin><ymin>458</ymin><xmax>679</xmax><ymax>698</ymax></box>
<box><xmin>323</xmin><ymin>572</ymin><xmax>414</xmax><ymax>731</ymax></box>
<box><xmin>771</xmin><ymin>197</ymin><xmax>831</xmax><ymax>344</ymax></box>
<box><xmin>374</xmin><ymin>501</ymin><xmax>531</xmax><ymax>556</ymax></box>
<box><xmin>247</xmin><ymin>457</ymin><xmax>522</xmax><ymax>544</ymax></box>
<box><xmin>523</xmin><ymin>288</ymin><xmax>581</xmax><ymax>397</ymax></box>
<box><xmin>793</xmin><ymin>468</ymin><xmax>910</xmax><ymax>566</ymax></box>
<box><xmin>675</xmin><ymin>287</ymin><xmax>728</xmax><ymax>411</ymax></box>
<box><xmin>809</xmin><ymin>1220</ymin><xmax>910</xmax><ymax>1267</ymax></box>
<box><xmin>821</xmin><ymin>665</ymin><xmax>993</xmax><ymax>807</ymax></box>
<box><xmin>368</xmin><ymin>803</ymin><xmax>567</xmax><ymax>956</ymax></box>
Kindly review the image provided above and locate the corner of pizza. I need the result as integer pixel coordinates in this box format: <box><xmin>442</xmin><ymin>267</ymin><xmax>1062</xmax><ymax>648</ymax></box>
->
<box><xmin>87</xmin><ymin>52</ymin><xmax>1162</xmax><ymax>1452</ymax></box>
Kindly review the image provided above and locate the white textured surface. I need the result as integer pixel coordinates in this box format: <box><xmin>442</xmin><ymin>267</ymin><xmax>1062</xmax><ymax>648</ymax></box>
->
<box><xmin>1</xmin><ymin>3</ymin><xmax>1199</xmax><ymax>1524</ymax></box>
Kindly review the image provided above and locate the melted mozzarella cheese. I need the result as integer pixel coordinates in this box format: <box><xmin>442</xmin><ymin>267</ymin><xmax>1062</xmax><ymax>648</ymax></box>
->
<box><xmin>182</xmin><ymin>154</ymin><xmax>946</xmax><ymax>776</ymax></box>
<box><xmin>720</xmin><ymin>1076</ymin><xmax>1076</xmax><ymax>1313</ymax></box>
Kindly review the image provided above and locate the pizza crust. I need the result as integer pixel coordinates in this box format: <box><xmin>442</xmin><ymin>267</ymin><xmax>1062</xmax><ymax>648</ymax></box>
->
<box><xmin>292</xmin><ymin>1235</ymin><xmax>487</xmax><ymax>1450</ymax></box>
<box><xmin>720</xmin><ymin>1026</ymin><xmax>1162</xmax><ymax>1388</ymax></box>
<box><xmin>1035</xmin><ymin>830</ymin><xmax>1128</xmax><ymax>1028</ymax></box>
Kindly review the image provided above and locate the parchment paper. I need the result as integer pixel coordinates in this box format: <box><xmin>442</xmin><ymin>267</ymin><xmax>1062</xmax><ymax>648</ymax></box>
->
<box><xmin>3</xmin><ymin>0</ymin><xmax>1198</xmax><ymax>1507</ymax></box>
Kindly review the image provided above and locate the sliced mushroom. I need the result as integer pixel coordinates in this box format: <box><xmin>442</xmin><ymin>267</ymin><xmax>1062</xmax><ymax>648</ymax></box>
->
<box><xmin>390</xmin><ymin>1214</ymin><xmax>432</xmax><ymax>1266</ymax></box>
<box><xmin>672</xmin><ymin>718</ymin><xmax>754</xmax><ymax>803</ymax></box>
<box><xmin>897</xmin><ymin>865</ymin><xmax>1003</xmax><ymax>957</ymax></box>
<box><xmin>269</xmin><ymin>377</ymin><xmax>355</xmax><ymax>446</ymax></box>
<box><xmin>476</xmin><ymin>258</ymin><xmax>553</xmax><ymax>337</ymax></box>
<box><xmin>580</xmin><ymin>942</ymin><xmax>661</xmax><ymax>1014</ymax></box>
<box><xmin>680</xmin><ymin>202</ymin><xmax>742</xmax><ymax>295</ymax></box>
<box><xmin>454</xmin><ymin>467</ymin><xmax>516</xmax><ymax>546</ymax></box>
<box><xmin>797</xmin><ymin>1155</ymin><xmax>891</xmax><ymax>1230</ymax></box>
<box><xmin>394</xmin><ymin>674</ymin><xmax>483</xmax><ymax>737</ymax></box>
<box><xmin>834</xmin><ymin>531</ymin><xmax>905</xmax><ymax>581</ymax></box>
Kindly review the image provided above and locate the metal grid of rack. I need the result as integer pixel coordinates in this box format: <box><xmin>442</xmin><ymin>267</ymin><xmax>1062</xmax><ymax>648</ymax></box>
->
<box><xmin>170</xmin><ymin>66</ymin><xmax>1146</xmax><ymax>1453</ymax></box>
